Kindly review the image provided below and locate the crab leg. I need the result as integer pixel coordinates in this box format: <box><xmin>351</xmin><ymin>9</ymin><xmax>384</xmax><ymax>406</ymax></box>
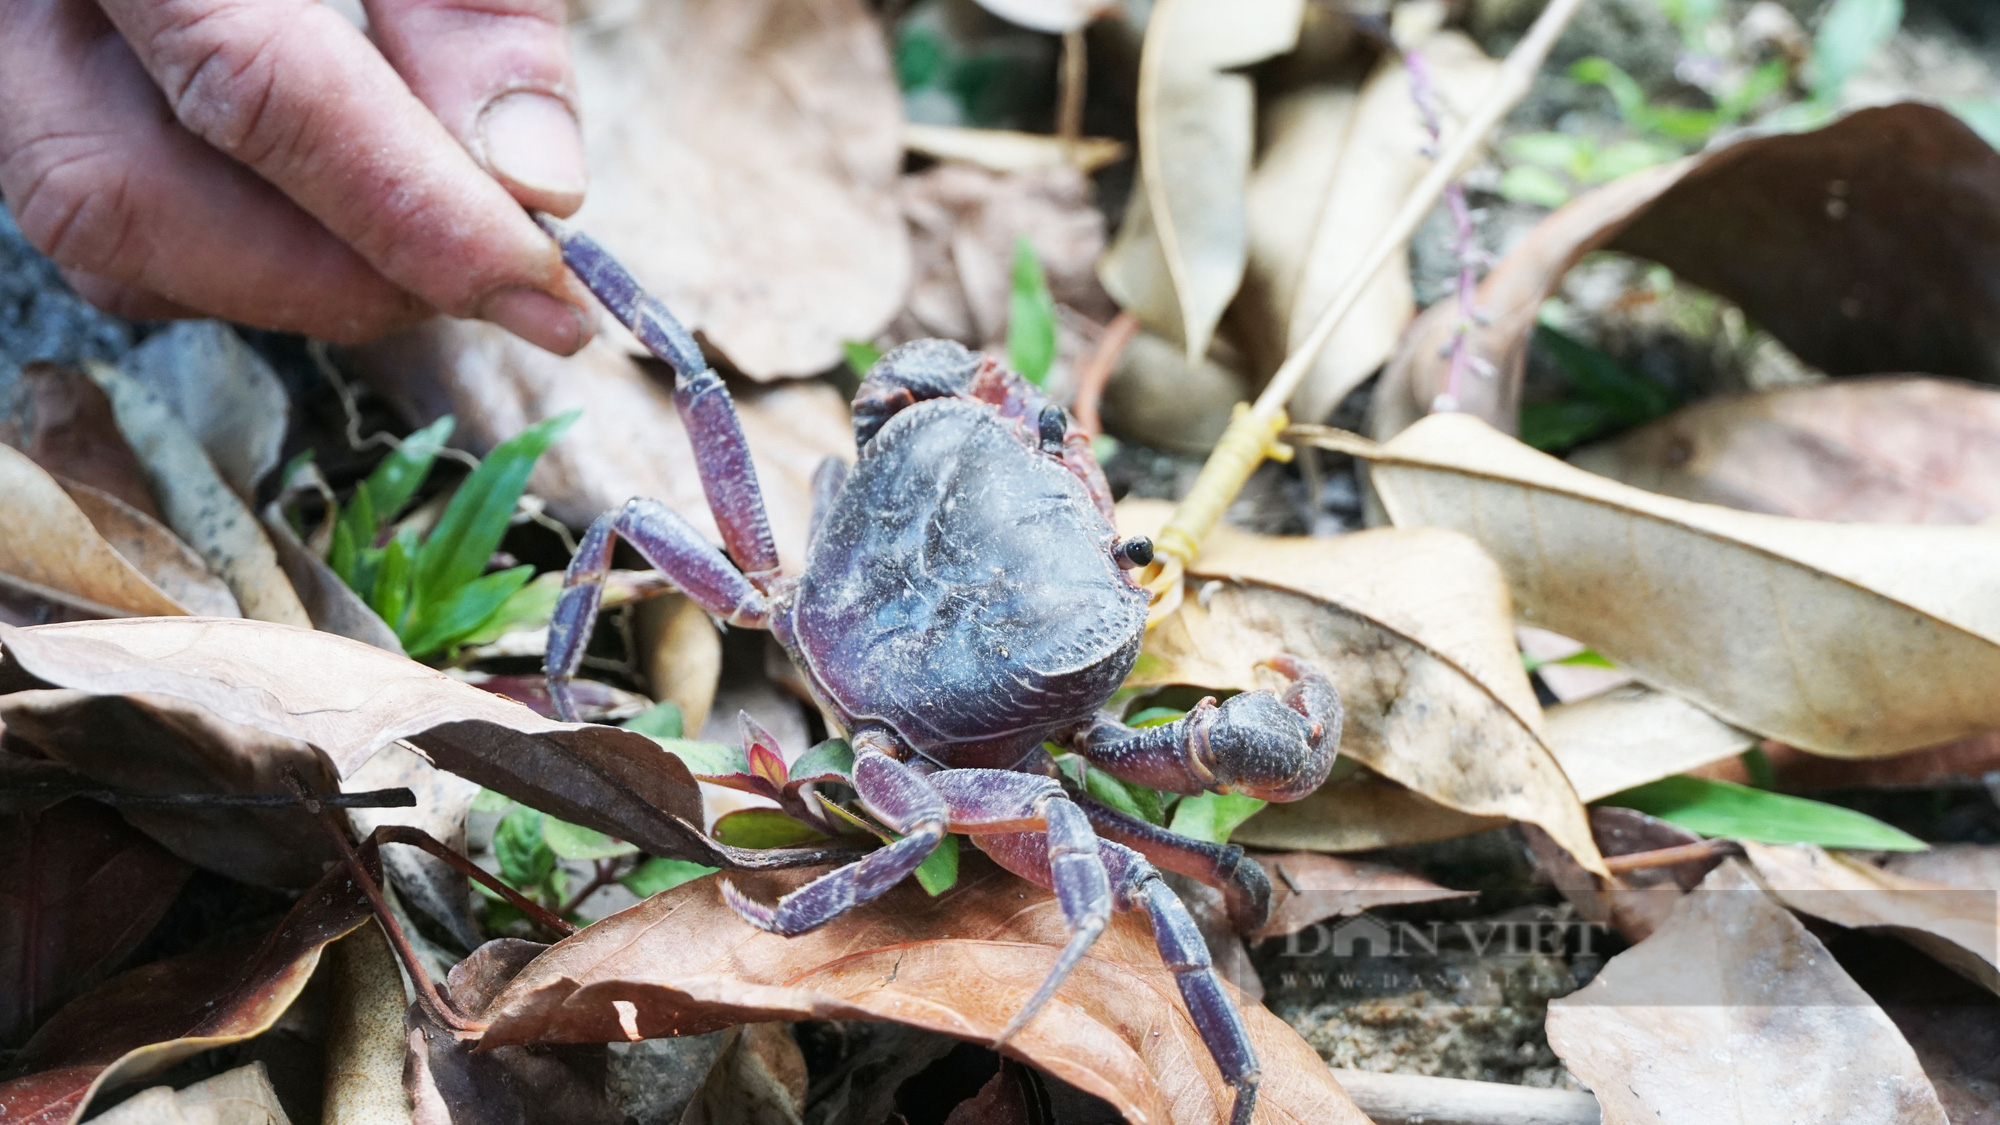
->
<box><xmin>1062</xmin><ymin>656</ymin><xmax>1342</xmax><ymax>804</ymax></box>
<box><xmin>547</xmin><ymin>498</ymin><xmax>769</xmax><ymax>722</ymax></box>
<box><xmin>537</xmin><ymin>215</ymin><xmax>783</xmax><ymax>589</ymax></box>
<box><xmin>1077</xmin><ymin>795</ymin><xmax>1272</xmax><ymax>933</ymax></box>
<box><xmin>978</xmin><ymin>832</ymin><xmax>1260</xmax><ymax>1125</ymax></box>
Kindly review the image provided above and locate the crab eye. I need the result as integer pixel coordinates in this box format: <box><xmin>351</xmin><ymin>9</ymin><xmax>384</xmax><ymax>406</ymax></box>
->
<box><xmin>1113</xmin><ymin>536</ymin><xmax>1154</xmax><ymax>569</ymax></box>
<box><xmin>1038</xmin><ymin>405</ymin><xmax>1067</xmax><ymax>453</ymax></box>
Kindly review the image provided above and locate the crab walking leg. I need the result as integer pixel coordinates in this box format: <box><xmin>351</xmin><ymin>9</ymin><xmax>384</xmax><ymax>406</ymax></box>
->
<box><xmin>978</xmin><ymin>832</ymin><xmax>1260</xmax><ymax>1125</ymax></box>
<box><xmin>547</xmin><ymin>498</ymin><xmax>769</xmax><ymax>722</ymax></box>
<box><xmin>927</xmin><ymin>770</ymin><xmax>1113</xmax><ymax>1046</ymax></box>
<box><xmin>722</xmin><ymin>731</ymin><xmax>946</xmax><ymax>934</ymax></box>
<box><xmin>1063</xmin><ymin>655</ymin><xmax>1342</xmax><ymax>804</ymax></box>
<box><xmin>1078</xmin><ymin>796</ymin><xmax>1272</xmax><ymax>933</ymax></box>
<box><xmin>536</xmin><ymin>215</ymin><xmax>783</xmax><ymax>589</ymax></box>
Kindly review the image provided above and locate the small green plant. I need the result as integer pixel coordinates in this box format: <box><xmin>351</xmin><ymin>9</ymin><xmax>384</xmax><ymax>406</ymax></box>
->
<box><xmin>1601</xmin><ymin>775</ymin><xmax>1924</xmax><ymax>850</ymax></box>
<box><xmin>1007</xmin><ymin>235</ymin><xmax>1058</xmax><ymax>387</ymax></box>
<box><xmin>323</xmin><ymin>410</ymin><xmax>578</xmax><ymax>660</ymax></box>
<box><xmin>1519</xmin><ymin>323</ymin><xmax>1679</xmax><ymax>451</ymax></box>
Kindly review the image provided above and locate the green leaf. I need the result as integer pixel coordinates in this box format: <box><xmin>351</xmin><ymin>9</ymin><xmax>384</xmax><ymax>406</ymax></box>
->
<box><xmin>328</xmin><ymin>515</ymin><xmax>359</xmax><ymax>588</ymax></box>
<box><xmin>1739</xmin><ymin>747</ymin><xmax>1777</xmax><ymax>791</ymax></box>
<box><xmin>337</xmin><ymin>484</ymin><xmax>378</xmax><ymax>562</ymax></box>
<box><xmin>543</xmin><ymin>816</ymin><xmax>639</xmax><ymax>860</ymax></box>
<box><xmin>1081</xmin><ymin>766</ymin><xmax>1148</xmax><ymax>821</ymax></box>
<box><xmin>844</xmin><ymin>341</ymin><xmax>883</xmax><ymax>378</ymax></box>
<box><xmin>1125</xmin><ymin>707</ymin><xmax>1186</xmax><ymax>729</ymax></box>
<box><xmin>656</xmin><ymin>738</ymin><xmax>749</xmax><ymax>778</ymax></box>
<box><xmin>471</xmin><ymin>787</ymin><xmax>514</xmax><ymax>814</ymax></box>
<box><xmin>450</xmin><ymin>569</ymin><xmax>564</xmax><ymax>649</ymax></box>
<box><xmin>362</xmin><ymin>415</ymin><xmax>455</xmax><ymax>525</ymax></box>
<box><xmin>1498</xmin><ymin>165</ymin><xmax>1574</xmax><ymax>209</ymax></box>
<box><xmin>1523</xmin><ymin>647</ymin><xmax>1618</xmax><ymax>674</ymax></box>
<box><xmin>1570</xmin><ymin>58</ymin><xmax>1651</xmax><ymax>128</ymax></box>
<box><xmin>1716</xmin><ymin>59</ymin><xmax>1791</xmax><ymax>123</ymax></box>
<box><xmin>1168</xmin><ymin>793</ymin><xmax>1267</xmax><ymax>845</ymax></box>
<box><xmin>1519</xmin><ymin>400</ymin><xmax>1620</xmax><ymax>451</ymax></box>
<box><xmin>1810</xmin><ymin>0</ymin><xmax>1902</xmax><ymax>100</ymax></box>
<box><xmin>914</xmin><ymin>833</ymin><xmax>959</xmax><ymax>896</ymax></box>
<box><xmin>370</xmin><ymin>527</ymin><xmax>418</xmax><ymax>634</ymax></box>
<box><xmin>622</xmin><ymin>856</ymin><xmax>716</xmax><ymax>897</ymax></box>
<box><xmin>1587</xmin><ymin>139</ymin><xmax>1681</xmax><ymax>184</ymax></box>
<box><xmin>1950</xmin><ymin>97</ymin><xmax>2000</xmax><ymax>148</ymax></box>
<box><xmin>621</xmin><ymin>701</ymin><xmax>685</xmax><ymax>741</ymax></box>
<box><xmin>712</xmin><ymin>808</ymin><xmax>830</xmax><ymax>849</ymax></box>
<box><xmin>788</xmin><ymin>739</ymin><xmax>855</xmax><ymax>786</ymax></box>
<box><xmin>1504</xmin><ymin>131</ymin><xmax>1595</xmax><ymax>172</ymax></box>
<box><xmin>1006</xmin><ymin>235</ymin><xmax>1057</xmax><ymax>387</ymax></box>
<box><xmin>494</xmin><ymin>804</ymin><xmax>555</xmax><ymax>888</ymax></box>
<box><xmin>412</xmin><ymin>410</ymin><xmax>580</xmax><ymax>613</ymax></box>
<box><xmin>401</xmin><ymin>564</ymin><xmax>534</xmax><ymax>659</ymax></box>
<box><xmin>1600</xmin><ymin>776</ymin><xmax>1925</xmax><ymax>851</ymax></box>
<box><xmin>1534</xmin><ymin>325</ymin><xmax>1677</xmax><ymax>424</ymax></box>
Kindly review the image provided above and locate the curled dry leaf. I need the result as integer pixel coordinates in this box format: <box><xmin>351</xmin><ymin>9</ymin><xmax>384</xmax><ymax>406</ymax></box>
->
<box><xmin>62</xmin><ymin>480</ymin><xmax>238</xmax><ymax>618</ymax></box>
<box><xmin>1315</xmin><ymin>412</ymin><xmax>2000</xmax><ymax>757</ymax></box>
<box><xmin>1099</xmin><ymin>0</ymin><xmax>1304</xmax><ymax>360</ymax></box>
<box><xmin>0</xmin><ymin>799</ymin><xmax>193</xmax><ymax>1047</ymax></box>
<box><xmin>1248</xmin><ymin>850</ymin><xmax>1472</xmax><ymax>943</ymax></box>
<box><xmin>1741</xmin><ymin>842</ymin><xmax>2000</xmax><ymax>997</ymax></box>
<box><xmin>0</xmin><ymin>851</ymin><xmax>377</xmax><ymax>1125</ymax></box>
<box><xmin>91</xmin><ymin>1062</ymin><xmax>294</xmax><ymax>1125</ymax></box>
<box><xmin>82</xmin><ymin>361</ymin><xmax>308</xmax><ymax>627</ymax></box>
<box><xmin>1885</xmin><ymin>844</ymin><xmax>2000</xmax><ymax>892</ymax></box>
<box><xmin>902</xmin><ymin>124</ymin><xmax>1127</xmax><ymax>177</ymax></box>
<box><xmin>0</xmin><ymin>362</ymin><xmax>159</xmax><ymax>518</ymax></box>
<box><xmin>566</xmin><ymin>0</ymin><xmax>907</xmax><ymax>378</ymax></box>
<box><xmin>117</xmin><ymin>322</ymin><xmax>289</xmax><ymax>500</ymax></box>
<box><xmin>1239</xmin><ymin>33</ymin><xmax>1497</xmax><ymax>424</ymax></box>
<box><xmin>1573</xmin><ymin>377</ymin><xmax>2000</xmax><ymax>524</ymax></box>
<box><xmin>1543</xmin><ymin>684</ymin><xmax>1758</xmax><ymax>803</ymax></box>
<box><xmin>1118</xmin><ymin>498</ymin><xmax>1604</xmax><ymax>873</ymax></box>
<box><xmin>0</xmin><ymin>444</ymin><xmax>186</xmax><ymax>618</ymax></box>
<box><xmin>0</xmin><ymin>618</ymin><xmax>731</xmax><ymax>869</ymax></box>
<box><xmin>1376</xmin><ymin>103</ymin><xmax>2000</xmax><ymax>437</ymax></box>
<box><xmin>1545</xmin><ymin>859</ymin><xmax>1949</xmax><ymax>1125</ymax></box>
<box><xmin>352</xmin><ymin>325</ymin><xmax>851</xmax><ymax>571</ymax></box>
<box><xmin>479</xmin><ymin>857</ymin><xmax>1372</xmax><ymax>1125</ymax></box>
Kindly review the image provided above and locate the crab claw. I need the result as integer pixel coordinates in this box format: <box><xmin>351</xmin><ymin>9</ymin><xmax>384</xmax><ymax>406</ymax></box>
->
<box><xmin>1196</xmin><ymin>656</ymin><xmax>1342</xmax><ymax>803</ymax></box>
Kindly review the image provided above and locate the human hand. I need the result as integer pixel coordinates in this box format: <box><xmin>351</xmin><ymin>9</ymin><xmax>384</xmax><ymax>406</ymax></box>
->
<box><xmin>0</xmin><ymin>0</ymin><xmax>596</xmax><ymax>354</ymax></box>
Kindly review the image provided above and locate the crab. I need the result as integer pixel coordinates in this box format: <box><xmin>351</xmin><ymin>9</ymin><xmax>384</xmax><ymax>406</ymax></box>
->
<box><xmin>536</xmin><ymin>216</ymin><xmax>1342</xmax><ymax>1125</ymax></box>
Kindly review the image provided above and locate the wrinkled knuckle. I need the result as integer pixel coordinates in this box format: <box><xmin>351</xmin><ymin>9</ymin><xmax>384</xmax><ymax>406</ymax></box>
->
<box><xmin>4</xmin><ymin>134</ymin><xmax>142</xmax><ymax>275</ymax></box>
<box><xmin>151</xmin><ymin>3</ymin><xmax>295</xmax><ymax>164</ymax></box>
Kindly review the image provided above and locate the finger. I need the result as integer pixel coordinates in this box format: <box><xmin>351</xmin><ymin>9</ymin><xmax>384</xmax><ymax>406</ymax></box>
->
<box><xmin>62</xmin><ymin>268</ymin><xmax>205</xmax><ymax>322</ymax></box>
<box><xmin>363</xmin><ymin>0</ymin><xmax>584</xmax><ymax>216</ymax></box>
<box><xmin>95</xmin><ymin>0</ymin><xmax>594</xmax><ymax>353</ymax></box>
<box><xmin>0</xmin><ymin>0</ymin><xmax>427</xmax><ymax>342</ymax></box>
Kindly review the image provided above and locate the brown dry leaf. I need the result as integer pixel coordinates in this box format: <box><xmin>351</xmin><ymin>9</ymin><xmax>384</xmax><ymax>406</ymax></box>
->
<box><xmin>1695</xmin><ymin>734</ymin><xmax>2000</xmax><ymax>791</ymax></box>
<box><xmin>118</xmin><ymin>322</ymin><xmax>289</xmax><ymax>499</ymax></box>
<box><xmin>566</xmin><ymin>0</ymin><xmax>907</xmax><ymax>378</ymax></box>
<box><xmin>0</xmin><ymin>618</ymin><xmax>728</xmax><ymax>868</ymax></box>
<box><xmin>1098</xmin><ymin>331</ymin><xmax>1247</xmax><ymax>454</ymax></box>
<box><xmin>1885</xmin><ymin>844</ymin><xmax>2000</xmax><ymax>891</ymax></box>
<box><xmin>1</xmin><ymin>799</ymin><xmax>194</xmax><ymax>1046</ymax></box>
<box><xmin>92</xmin><ymin>1062</ymin><xmax>294</xmax><ymax>1125</ymax></box>
<box><xmin>1573</xmin><ymin>377</ymin><xmax>2000</xmax><ymax>524</ymax></box>
<box><xmin>1099</xmin><ymin>0</ymin><xmax>1304</xmax><ymax>360</ymax></box>
<box><xmin>679</xmin><ymin>1023</ymin><xmax>807</xmax><ymax>1125</ymax></box>
<box><xmin>1524</xmin><ymin>808</ymin><xmax>1716</xmax><ymax>944</ymax></box>
<box><xmin>1544</xmin><ymin>684</ymin><xmax>1758</xmax><ymax>803</ymax></box>
<box><xmin>61</xmin><ymin>479</ymin><xmax>238</xmax><ymax>618</ymax></box>
<box><xmin>0</xmin><ymin>851</ymin><xmax>377</xmax><ymax>1125</ymax></box>
<box><xmin>1375</xmin><ymin>103</ymin><xmax>2000</xmax><ymax>437</ymax></box>
<box><xmin>636</xmin><ymin>594</ymin><xmax>723</xmax><ymax>739</ymax></box>
<box><xmin>1118</xmin><ymin>498</ymin><xmax>1603</xmax><ymax>873</ymax></box>
<box><xmin>352</xmin><ymin>325</ymin><xmax>851</xmax><ymax>572</ymax></box>
<box><xmin>0</xmin><ymin>443</ymin><xmax>188</xmax><ymax>618</ymax></box>
<box><xmin>1545</xmin><ymin>859</ymin><xmax>1949</xmax><ymax>1125</ymax></box>
<box><xmin>82</xmin><ymin>360</ymin><xmax>308</xmax><ymax>627</ymax></box>
<box><xmin>0</xmin><ymin>362</ymin><xmax>159</xmax><ymax>518</ymax></box>
<box><xmin>480</xmin><ymin>857</ymin><xmax>1372</xmax><ymax>1125</ymax></box>
<box><xmin>1248</xmin><ymin>850</ymin><xmax>1472</xmax><ymax>943</ymax></box>
<box><xmin>1741</xmin><ymin>842</ymin><xmax>2000</xmax><ymax>996</ymax></box>
<box><xmin>1230</xmin><ymin>766</ymin><xmax>1502</xmax><ymax>852</ymax></box>
<box><xmin>1239</xmin><ymin>33</ymin><xmax>1497</xmax><ymax>424</ymax></box>
<box><xmin>902</xmin><ymin>124</ymin><xmax>1127</xmax><ymax>176</ymax></box>
<box><xmin>322</xmin><ymin>926</ymin><xmax>414</xmax><ymax>1125</ymax></box>
<box><xmin>1316</xmin><ymin>412</ymin><xmax>2000</xmax><ymax>757</ymax></box>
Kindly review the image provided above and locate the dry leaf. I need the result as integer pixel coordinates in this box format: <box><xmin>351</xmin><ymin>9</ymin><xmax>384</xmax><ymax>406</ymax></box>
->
<box><xmin>1239</xmin><ymin>34</ymin><xmax>1498</xmax><ymax>424</ymax></box>
<box><xmin>0</xmin><ymin>618</ymin><xmax>732</xmax><ymax>868</ymax></box>
<box><xmin>1572</xmin><ymin>377</ymin><xmax>2000</xmax><ymax>524</ymax></box>
<box><xmin>1741</xmin><ymin>842</ymin><xmax>2000</xmax><ymax>997</ymax></box>
<box><xmin>902</xmin><ymin>124</ymin><xmax>1127</xmax><ymax>176</ymax></box>
<box><xmin>1099</xmin><ymin>0</ymin><xmax>1304</xmax><ymax>359</ymax></box>
<box><xmin>1229</xmin><ymin>766</ymin><xmax>1502</xmax><ymax>853</ymax></box>
<box><xmin>679</xmin><ymin>1023</ymin><xmax>807</xmax><ymax>1125</ymax></box>
<box><xmin>1118</xmin><ymin>498</ymin><xmax>1603</xmax><ymax>873</ymax></box>
<box><xmin>322</xmin><ymin>926</ymin><xmax>414</xmax><ymax>1125</ymax></box>
<box><xmin>1698</xmin><ymin>733</ymin><xmax>2000</xmax><ymax>791</ymax></box>
<box><xmin>0</xmin><ymin>852</ymin><xmax>377</xmax><ymax>1125</ymax></box>
<box><xmin>1516</xmin><ymin>624</ymin><xmax>1632</xmax><ymax>703</ymax></box>
<box><xmin>636</xmin><ymin>594</ymin><xmax>722</xmax><ymax>739</ymax></box>
<box><xmin>566</xmin><ymin>0</ymin><xmax>907</xmax><ymax>378</ymax></box>
<box><xmin>1885</xmin><ymin>844</ymin><xmax>2000</xmax><ymax>891</ymax></box>
<box><xmin>1326</xmin><ymin>412</ymin><xmax>2000</xmax><ymax>757</ymax></box>
<box><xmin>352</xmin><ymin>324</ymin><xmax>851</xmax><ymax>572</ymax></box>
<box><xmin>1543</xmin><ymin>684</ymin><xmax>1758</xmax><ymax>803</ymax></box>
<box><xmin>0</xmin><ymin>799</ymin><xmax>193</xmax><ymax>1046</ymax></box>
<box><xmin>1545</xmin><ymin>859</ymin><xmax>1949</xmax><ymax>1125</ymax></box>
<box><xmin>969</xmin><ymin>0</ymin><xmax>1109</xmax><ymax>34</ymax></box>
<box><xmin>1097</xmin><ymin>330</ymin><xmax>1246</xmax><ymax>454</ymax></box>
<box><xmin>1523</xmin><ymin>808</ymin><xmax>1715</xmax><ymax>944</ymax></box>
<box><xmin>82</xmin><ymin>360</ymin><xmax>308</xmax><ymax>627</ymax></box>
<box><xmin>62</xmin><ymin>479</ymin><xmax>239</xmax><ymax>618</ymax></box>
<box><xmin>1376</xmin><ymin>103</ymin><xmax>2000</xmax><ymax>436</ymax></box>
<box><xmin>118</xmin><ymin>322</ymin><xmax>289</xmax><ymax>499</ymax></box>
<box><xmin>1248</xmin><ymin>850</ymin><xmax>1472</xmax><ymax>943</ymax></box>
<box><xmin>0</xmin><ymin>362</ymin><xmax>160</xmax><ymax>518</ymax></box>
<box><xmin>479</xmin><ymin>857</ymin><xmax>1372</xmax><ymax>1125</ymax></box>
<box><xmin>0</xmin><ymin>444</ymin><xmax>189</xmax><ymax>618</ymax></box>
<box><xmin>92</xmin><ymin>1062</ymin><xmax>294</xmax><ymax>1125</ymax></box>
<box><xmin>343</xmin><ymin>742</ymin><xmax>482</xmax><ymax>950</ymax></box>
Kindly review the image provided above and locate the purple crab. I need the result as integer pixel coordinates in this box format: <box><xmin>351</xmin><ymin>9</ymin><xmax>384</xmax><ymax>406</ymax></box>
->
<box><xmin>537</xmin><ymin>216</ymin><xmax>1342</xmax><ymax>1125</ymax></box>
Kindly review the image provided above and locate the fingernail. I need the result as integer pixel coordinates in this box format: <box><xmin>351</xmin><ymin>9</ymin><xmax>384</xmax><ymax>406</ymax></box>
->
<box><xmin>482</xmin><ymin>286</ymin><xmax>590</xmax><ymax>355</ymax></box>
<box><xmin>480</xmin><ymin>91</ymin><xmax>587</xmax><ymax>204</ymax></box>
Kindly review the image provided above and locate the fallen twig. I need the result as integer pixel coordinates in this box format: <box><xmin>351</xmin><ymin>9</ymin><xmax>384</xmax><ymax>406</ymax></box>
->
<box><xmin>1331</xmin><ymin>1068</ymin><xmax>1601</xmax><ymax>1125</ymax></box>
